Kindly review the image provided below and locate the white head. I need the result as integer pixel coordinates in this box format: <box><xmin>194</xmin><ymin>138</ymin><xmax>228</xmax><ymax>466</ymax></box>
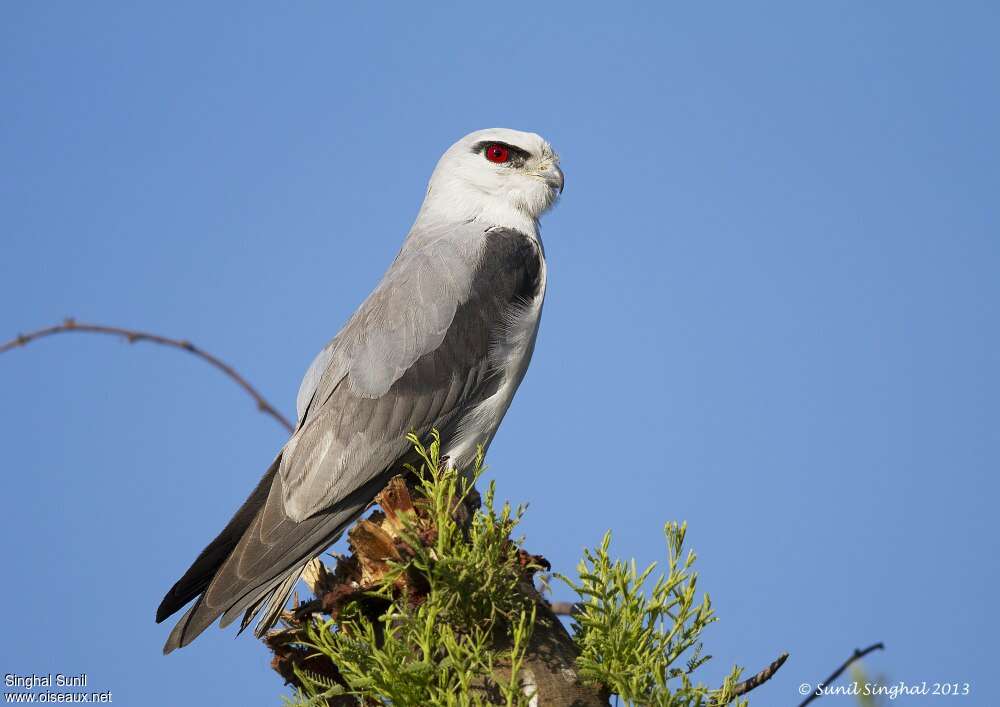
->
<box><xmin>418</xmin><ymin>128</ymin><xmax>563</xmax><ymax>235</ymax></box>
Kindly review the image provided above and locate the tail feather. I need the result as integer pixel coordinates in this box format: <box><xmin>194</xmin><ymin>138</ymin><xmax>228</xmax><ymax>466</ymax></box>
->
<box><xmin>156</xmin><ymin>456</ymin><xmax>280</xmax><ymax>624</ymax></box>
<box><xmin>220</xmin><ymin>564</ymin><xmax>302</xmax><ymax>631</ymax></box>
<box><xmin>160</xmin><ymin>467</ymin><xmax>393</xmax><ymax>654</ymax></box>
<box><xmin>244</xmin><ymin>566</ymin><xmax>306</xmax><ymax>637</ymax></box>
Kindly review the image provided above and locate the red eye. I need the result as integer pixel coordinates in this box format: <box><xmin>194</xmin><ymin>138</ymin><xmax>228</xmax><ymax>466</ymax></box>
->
<box><xmin>484</xmin><ymin>143</ymin><xmax>510</xmax><ymax>163</ymax></box>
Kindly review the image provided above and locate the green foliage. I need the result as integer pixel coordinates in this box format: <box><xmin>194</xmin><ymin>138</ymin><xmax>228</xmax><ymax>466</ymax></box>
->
<box><xmin>557</xmin><ymin>524</ymin><xmax>746</xmax><ymax>707</ymax></box>
<box><xmin>383</xmin><ymin>435</ymin><xmax>536</xmax><ymax>633</ymax></box>
<box><xmin>283</xmin><ymin>433</ymin><xmax>749</xmax><ymax>706</ymax></box>
<box><xmin>288</xmin><ymin>432</ymin><xmax>538</xmax><ymax>706</ymax></box>
<box><xmin>293</xmin><ymin>602</ymin><xmax>535</xmax><ymax>706</ymax></box>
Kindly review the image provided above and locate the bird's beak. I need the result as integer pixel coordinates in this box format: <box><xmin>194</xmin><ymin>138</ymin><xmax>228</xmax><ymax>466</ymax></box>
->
<box><xmin>544</xmin><ymin>164</ymin><xmax>564</xmax><ymax>194</ymax></box>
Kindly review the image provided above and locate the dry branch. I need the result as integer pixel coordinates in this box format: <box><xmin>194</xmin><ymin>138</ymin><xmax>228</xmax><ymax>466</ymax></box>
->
<box><xmin>712</xmin><ymin>652</ymin><xmax>788</xmax><ymax>704</ymax></box>
<box><xmin>797</xmin><ymin>642</ymin><xmax>886</xmax><ymax>707</ymax></box>
<box><xmin>1</xmin><ymin>317</ymin><xmax>294</xmax><ymax>433</ymax></box>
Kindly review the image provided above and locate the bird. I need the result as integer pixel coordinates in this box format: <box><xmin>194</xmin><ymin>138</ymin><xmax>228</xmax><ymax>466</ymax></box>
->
<box><xmin>157</xmin><ymin>128</ymin><xmax>563</xmax><ymax>653</ymax></box>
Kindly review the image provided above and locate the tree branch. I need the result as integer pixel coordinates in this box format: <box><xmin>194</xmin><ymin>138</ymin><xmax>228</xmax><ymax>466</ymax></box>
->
<box><xmin>797</xmin><ymin>642</ymin><xmax>885</xmax><ymax>707</ymax></box>
<box><xmin>1</xmin><ymin>317</ymin><xmax>294</xmax><ymax>433</ymax></box>
<box><xmin>712</xmin><ymin>652</ymin><xmax>788</xmax><ymax>704</ymax></box>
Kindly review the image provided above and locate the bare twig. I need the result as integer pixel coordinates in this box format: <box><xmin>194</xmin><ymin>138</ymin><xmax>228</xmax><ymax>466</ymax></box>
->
<box><xmin>710</xmin><ymin>652</ymin><xmax>788</xmax><ymax>705</ymax></box>
<box><xmin>1</xmin><ymin>318</ymin><xmax>294</xmax><ymax>433</ymax></box>
<box><xmin>797</xmin><ymin>642</ymin><xmax>885</xmax><ymax>707</ymax></box>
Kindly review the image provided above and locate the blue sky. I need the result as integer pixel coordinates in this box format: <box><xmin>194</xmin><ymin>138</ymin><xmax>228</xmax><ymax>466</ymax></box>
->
<box><xmin>2</xmin><ymin>2</ymin><xmax>997</xmax><ymax>705</ymax></box>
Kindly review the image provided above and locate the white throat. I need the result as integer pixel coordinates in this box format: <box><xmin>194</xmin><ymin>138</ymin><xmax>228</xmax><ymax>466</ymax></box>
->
<box><xmin>418</xmin><ymin>185</ymin><xmax>540</xmax><ymax>238</ymax></box>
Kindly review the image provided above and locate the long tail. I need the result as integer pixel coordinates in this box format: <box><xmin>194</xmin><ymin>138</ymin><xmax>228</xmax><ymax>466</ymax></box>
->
<box><xmin>157</xmin><ymin>459</ymin><xmax>390</xmax><ymax>653</ymax></box>
<box><xmin>156</xmin><ymin>457</ymin><xmax>281</xmax><ymax>624</ymax></box>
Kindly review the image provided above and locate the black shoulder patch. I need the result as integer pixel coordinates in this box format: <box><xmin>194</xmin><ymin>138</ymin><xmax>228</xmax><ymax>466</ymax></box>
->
<box><xmin>479</xmin><ymin>228</ymin><xmax>543</xmax><ymax>303</ymax></box>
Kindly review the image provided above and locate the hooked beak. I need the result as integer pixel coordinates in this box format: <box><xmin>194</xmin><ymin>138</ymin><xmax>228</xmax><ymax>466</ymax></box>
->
<box><xmin>544</xmin><ymin>164</ymin><xmax>564</xmax><ymax>194</ymax></box>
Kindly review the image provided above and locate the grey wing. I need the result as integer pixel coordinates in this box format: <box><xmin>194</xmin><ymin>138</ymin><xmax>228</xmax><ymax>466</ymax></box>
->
<box><xmin>296</xmin><ymin>348</ymin><xmax>332</xmax><ymax>422</ymax></box>
<box><xmin>160</xmin><ymin>225</ymin><xmax>543</xmax><ymax>651</ymax></box>
<box><xmin>294</xmin><ymin>231</ymin><xmax>473</xmax><ymax>422</ymax></box>
<box><xmin>281</xmin><ymin>226</ymin><xmax>543</xmax><ymax>521</ymax></box>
